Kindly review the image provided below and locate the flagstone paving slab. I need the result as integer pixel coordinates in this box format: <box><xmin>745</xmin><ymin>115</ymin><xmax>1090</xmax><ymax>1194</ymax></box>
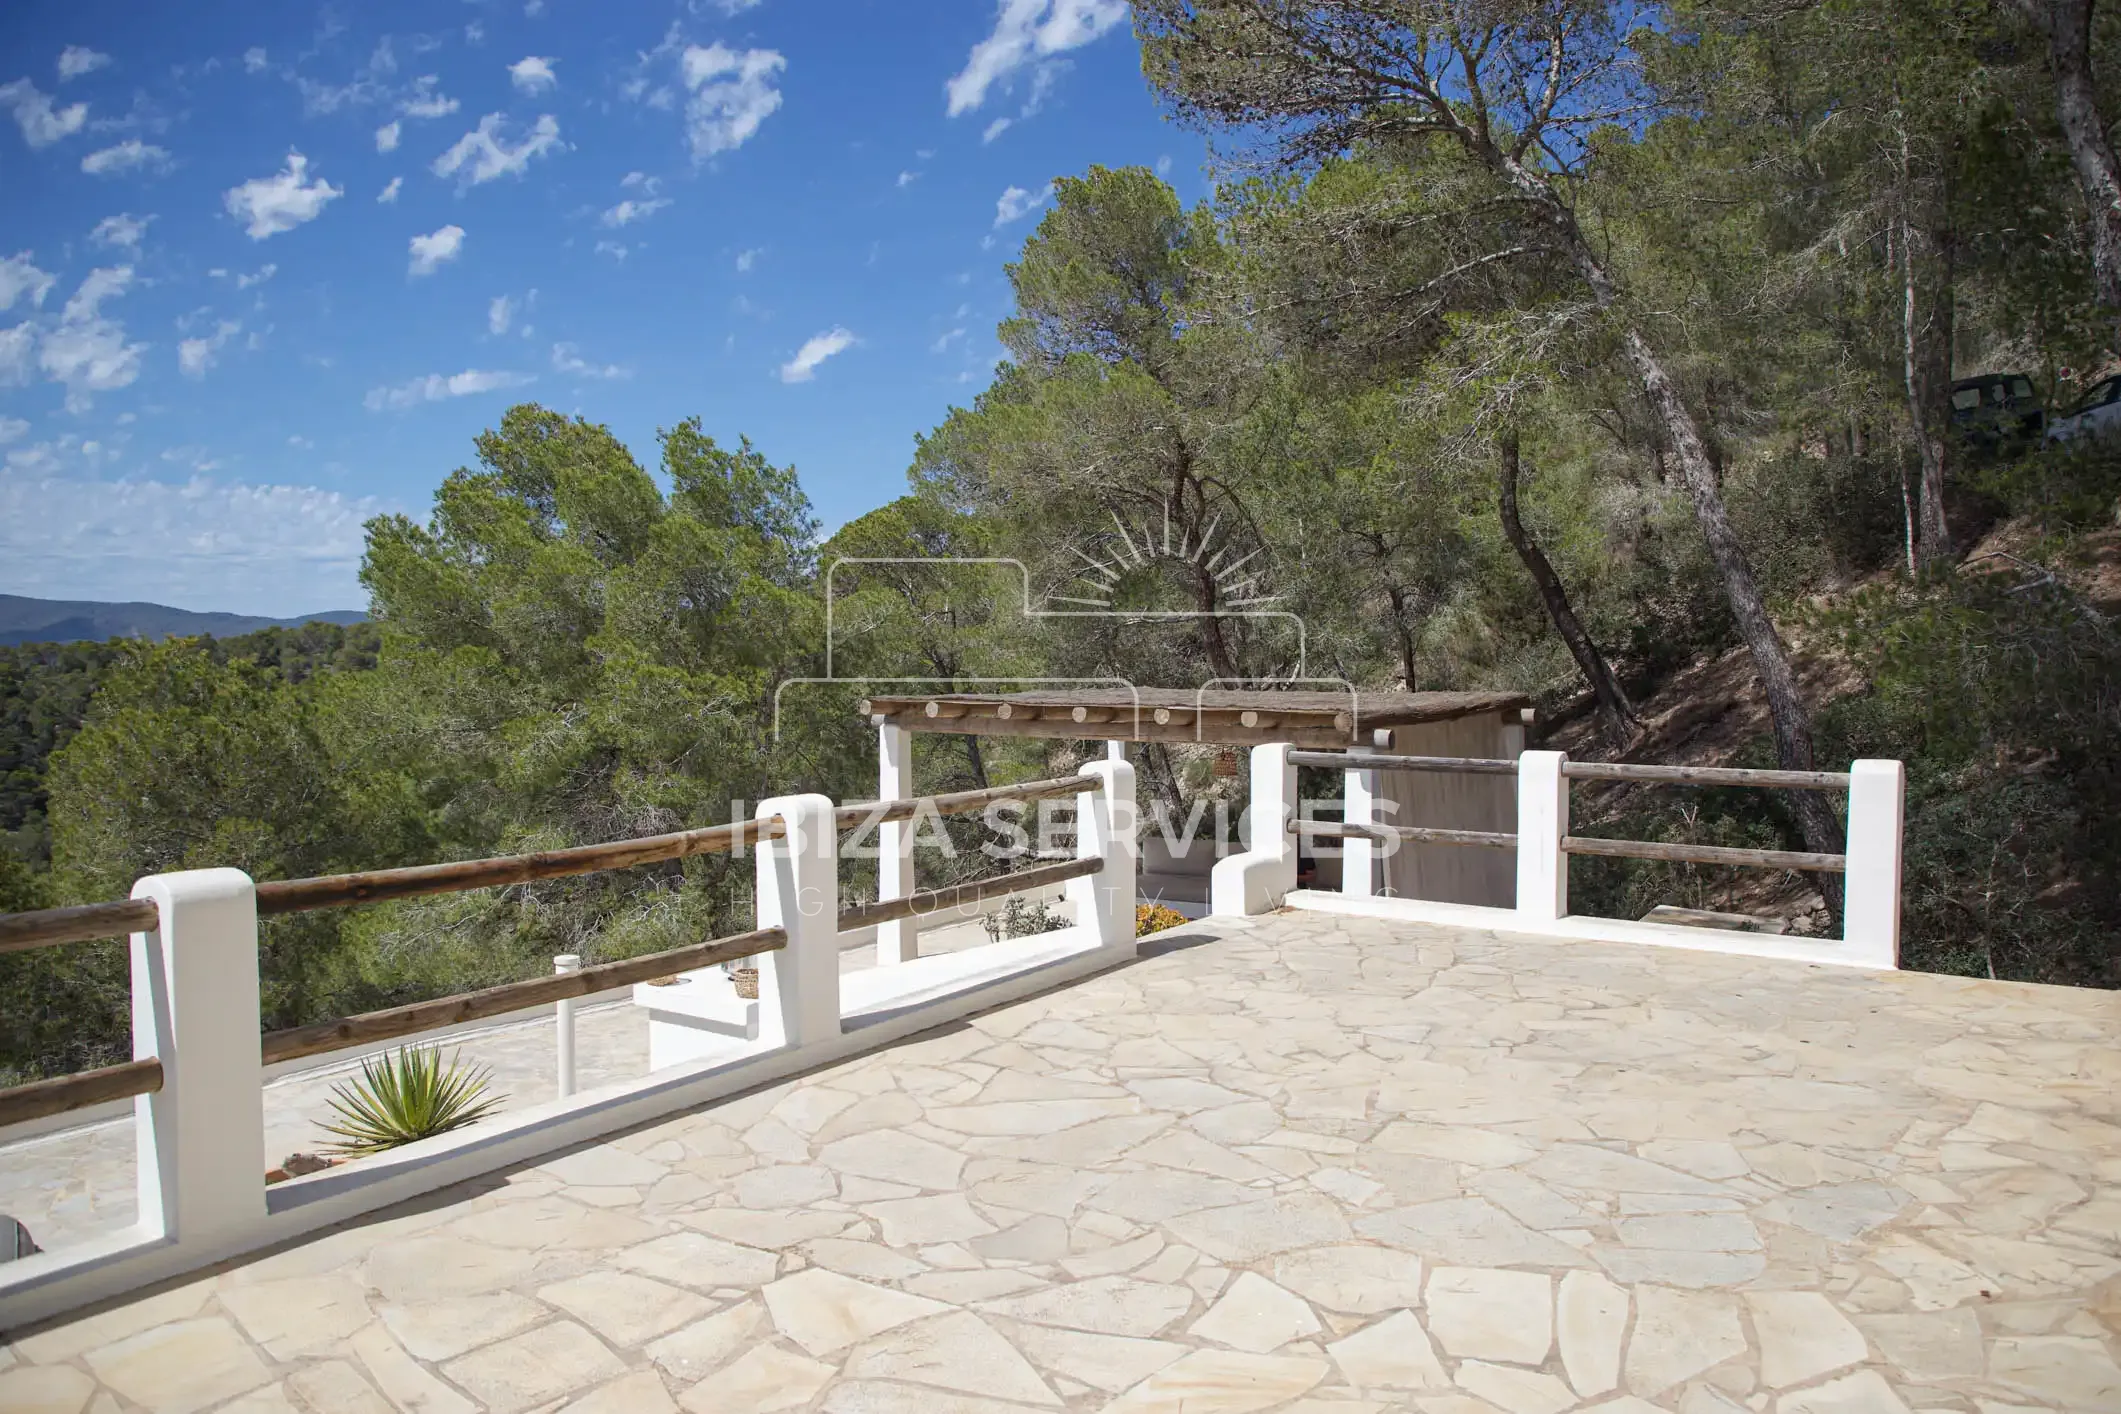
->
<box><xmin>3</xmin><ymin>910</ymin><xmax>2117</xmax><ymax>1410</ymax></box>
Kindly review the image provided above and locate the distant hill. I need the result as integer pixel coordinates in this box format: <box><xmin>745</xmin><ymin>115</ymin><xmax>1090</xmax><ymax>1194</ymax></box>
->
<box><xmin>0</xmin><ymin>595</ymin><xmax>368</xmax><ymax>647</ymax></box>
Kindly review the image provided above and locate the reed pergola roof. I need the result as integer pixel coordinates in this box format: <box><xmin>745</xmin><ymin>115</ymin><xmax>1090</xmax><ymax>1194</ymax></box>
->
<box><xmin>858</xmin><ymin>687</ymin><xmax>1531</xmax><ymax>748</ymax></box>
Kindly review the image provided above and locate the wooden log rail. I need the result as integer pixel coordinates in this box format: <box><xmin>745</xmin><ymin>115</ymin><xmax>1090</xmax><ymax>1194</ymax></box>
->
<box><xmin>0</xmin><ymin>1058</ymin><xmax>164</xmax><ymax>1130</ymax></box>
<box><xmin>1562</xmin><ymin>836</ymin><xmax>1847</xmax><ymax>873</ymax></box>
<box><xmin>1289</xmin><ymin>751</ymin><xmax>1850</xmax><ymax>792</ymax></box>
<box><xmin>1291</xmin><ymin>820</ymin><xmax>1518</xmax><ymax>850</ymax></box>
<box><xmin>1559</xmin><ymin>761</ymin><xmax>1850</xmax><ymax>791</ymax></box>
<box><xmin>835</xmin><ymin>774</ymin><xmax>1089</xmax><ymax>834</ymax></box>
<box><xmin>0</xmin><ymin>775</ymin><xmax>1101</xmax><ymax>954</ymax></box>
<box><xmin>261</xmin><ymin>926</ymin><xmax>786</xmax><ymax>1066</ymax></box>
<box><xmin>837</xmin><ymin>855</ymin><xmax>1101</xmax><ymax>933</ymax></box>
<box><xmin>1286</xmin><ymin>750</ymin><xmax>1517</xmax><ymax>776</ymax></box>
<box><xmin>0</xmin><ymin>898</ymin><xmax>160</xmax><ymax>954</ymax></box>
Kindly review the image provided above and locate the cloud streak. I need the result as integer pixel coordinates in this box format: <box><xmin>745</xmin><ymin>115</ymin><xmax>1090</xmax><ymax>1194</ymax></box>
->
<box><xmin>408</xmin><ymin>224</ymin><xmax>466</xmax><ymax>277</ymax></box>
<box><xmin>509</xmin><ymin>56</ymin><xmax>557</xmax><ymax>93</ymax></box>
<box><xmin>225</xmin><ymin>152</ymin><xmax>342</xmax><ymax>239</ymax></box>
<box><xmin>433</xmin><ymin>113</ymin><xmax>561</xmax><ymax>186</ymax></box>
<box><xmin>679</xmin><ymin>44</ymin><xmax>784</xmax><ymax>159</ymax></box>
<box><xmin>364</xmin><ymin>367</ymin><xmax>532</xmax><ymax>411</ymax></box>
<box><xmin>0</xmin><ymin>78</ymin><xmax>88</xmax><ymax>147</ymax></box>
<box><xmin>779</xmin><ymin>327</ymin><xmax>854</xmax><ymax>383</ymax></box>
<box><xmin>994</xmin><ymin>182</ymin><xmax>1052</xmax><ymax>227</ymax></box>
<box><xmin>0</xmin><ymin>461</ymin><xmax>390</xmax><ymax>615</ymax></box>
<box><xmin>81</xmin><ymin>139</ymin><xmax>170</xmax><ymax>175</ymax></box>
<box><xmin>946</xmin><ymin>0</ymin><xmax>1125</xmax><ymax>117</ymax></box>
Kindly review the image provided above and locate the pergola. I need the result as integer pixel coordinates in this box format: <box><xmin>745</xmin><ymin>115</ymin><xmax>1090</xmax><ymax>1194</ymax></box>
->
<box><xmin>859</xmin><ymin>686</ymin><xmax>1536</xmax><ymax>940</ymax></box>
<box><xmin>858</xmin><ymin>687</ymin><xmax>1530</xmax><ymax>748</ymax></box>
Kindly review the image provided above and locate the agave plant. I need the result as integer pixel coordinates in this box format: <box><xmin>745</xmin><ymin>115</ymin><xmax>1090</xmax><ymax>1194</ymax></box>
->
<box><xmin>319</xmin><ymin>1045</ymin><xmax>507</xmax><ymax>1156</ymax></box>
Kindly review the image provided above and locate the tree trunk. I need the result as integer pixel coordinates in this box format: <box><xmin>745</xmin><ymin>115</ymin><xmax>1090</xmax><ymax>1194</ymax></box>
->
<box><xmin>1488</xmin><ymin>152</ymin><xmax>1844</xmax><ymax>911</ymax></box>
<box><xmin>1898</xmin><ymin>206</ymin><xmax>1954</xmax><ymax>568</ymax></box>
<box><xmin>1497</xmin><ymin>432</ymin><xmax>1637</xmax><ymax>744</ymax></box>
<box><xmin>1383</xmin><ymin>583</ymin><xmax>1420</xmax><ymax>689</ymax></box>
<box><xmin>2027</xmin><ymin>0</ymin><xmax>2121</xmax><ymax>327</ymax></box>
<box><xmin>1617</xmin><ymin>328</ymin><xmax>1847</xmax><ymax>911</ymax></box>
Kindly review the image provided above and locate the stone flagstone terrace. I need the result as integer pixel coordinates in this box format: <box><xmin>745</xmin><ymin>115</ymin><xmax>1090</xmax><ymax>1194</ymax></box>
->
<box><xmin>2</xmin><ymin>907</ymin><xmax>2118</xmax><ymax>1413</ymax></box>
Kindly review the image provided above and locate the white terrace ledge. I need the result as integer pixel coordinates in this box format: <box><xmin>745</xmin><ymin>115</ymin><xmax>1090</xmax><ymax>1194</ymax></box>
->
<box><xmin>2</xmin><ymin>909</ymin><xmax>2116</xmax><ymax>1412</ymax></box>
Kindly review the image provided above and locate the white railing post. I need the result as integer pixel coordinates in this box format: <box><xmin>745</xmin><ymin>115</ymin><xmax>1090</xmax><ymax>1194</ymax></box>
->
<box><xmin>754</xmin><ymin>794</ymin><xmax>841</xmax><ymax>1048</ymax></box>
<box><xmin>553</xmin><ymin>954</ymin><xmax>581</xmax><ymax>1098</ymax></box>
<box><xmin>1842</xmin><ymin>759</ymin><xmax>1904</xmax><ymax>968</ymax></box>
<box><xmin>1342</xmin><ymin>744</ymin><xmax>1378</xmax><ymax>898</ymax></box>
<box><xmin>1211</xmin><ymin>743</ymin><xmax>1297</xmax><ymax>916</ymax></box>
<box><xmin>130</xmin><ymin>868</ymin><xmax>266</xmax><ymax>1249</ymax></box>
<box><xmin>1515</xmin><ymin>750</ymin><xmax>1569</xmax><ymax>923</ymax></box>
<box><xmin>876</xmin><ymin>720</ymin><xmax>917</xmax><ymax>965</ymax></box>
<box><xmin>1070</xmin><ymin>757</ymin><xmax>1137</xmax><ymax>950</ymax></box>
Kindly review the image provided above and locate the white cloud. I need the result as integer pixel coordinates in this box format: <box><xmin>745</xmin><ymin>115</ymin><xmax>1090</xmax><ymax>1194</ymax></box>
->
<box><xmin>1</xmin><ymin>78</ymin><xmax>89</xmax><ymax>147</ymax></box>
<box><xmin>58</xmin><ymin>46</ymin><xmax>112</xmax><ymax>82</ymax></box>
<box><xmin>994</xmin><ymin>182</ymin><xmax>1051</xmax><ymax>227</ymax></box>
<box><xmin>779</xmin><ymin>327</ymin><xmax>854</xmax><ymax>383</ymax></box>
<box><xmin>931</xmin><ymin>327</ymin><xmax>966</xmax><ymax>353</ymax></box>
<box><xmin>551</xmin><ymin>342</ymin><xmax>628</xmax><ymax>379</ymax></box>
<box><xmin>982</xmin><ymin>116</ymin><xmax>1012</xmax><ymax>144</ymax></box>
<box><xmin>897</xmin><ymin>169</ymin><xmax>919</xmax><ymax>187</ymax></box>
<box><xmin>735</xmin><ymin>247</ymin><xmax>759</xmax><ymax>272</ymax></box>
<box><xmin>400</xmin><ymin>75</ymin><xmax>458</xmax><ymax>119</ymax></box>
<box><xmin>509</xmin><ymin>56</ymin><xmax>557</xmax><ymax>93</ymax></box>
<box><xmin>364</xmin><ymin>367</ymin><xmax>532</xmax><ymax>411</ymax></box>
<box><xmin>594</xmin><ymin>240</ymin><xmax>629</xmax><ymax>261</ymax></box>
<box><xmin>244</xmin><ymin>47</ymin><xmax>269</xmax><ymax>74</ymax></box>
<box><xmin>717</xmin><ymin>0</ymin><xmax>765</xmax><ymax>11</ymax></box>
<box><xmin>0</xmin><ymin>462</ymin><xmax>390</xmax><ymax>614</ymax></box>
<box><xmin>1156</xmin><ymin>153</ymin><xmax>1172</xmax><ymax>176</ymax></box>
<box><xmin>63</xmin><ymin>266</ymin><xmax>132</xmax><ymax>323</ymax></box>
<box><xmin>39</xmin><ymin>265</ymin><xmax>145</xmax><ymax>409</ymax></box>
<box><xmin>621</xmin><ymin>170</ymin><xmax>660</xmax><ymax>192</ymax></box>
<box><xmin>408</xmin><ymin>224</ymin><xmax>466</xmax><ymax>277</ymax></box>
<box><xmin>377</xmin><ymin>176</ymin><xmax>403</xmax><ymax>204</ymax></box>
<box><xmin>214</xmin><ymin>263</ymin><xmax>276</xmax><ymax>290</ymax></box>
<box><xmin>678</xmin><ymin>44</ymin><xmax>784</xmax><ymax>159</ymax></box>
<box><xmin>489</xmin><ymin>294</ymin><xmax>515</xmax><ymax>335</ymax></box>
<box><xmin>81</xmin><ymin>139</ymin><xmax>169</xmax><ymax>175</ymax></box>
<box><xmin>178</xmin><ymin>320</ymin><xmax>239</xmax><ymax>378</ymax></box>
<box><xmin>0</xmin><ymin>323</ymin><xmax>34</xmax><ymax>384</ymax></box>
<box><xmin>375</xmin><ymin>120</ymin><xmax>401</xmax><ymax>152</ymax></box>
<box><xmin>90</xmin><ymin>213</ymin><xmax>150</xmax><ymax>249</ymax></box>
<box><xmin>0</xmin><ymin>416</ymin><xmax>26</xmax><ymax>443</ymax></box>
<box><xmin>600</xmin><ymin>197</ymin><xmax>670</xmax><ymax>227</ymax></box>
<box><xmin>946</xmin><ymin>0</ymin><xmax>1124</xmax><ymax>116</ymax></box>
<box><xmin>433</xmin><ymin>112</ymin><xmax>561</xmax><ymax>186</ymax></box>
<box><xmin>225</xmin><ymin>152</ymin><xmax>341</xmax><ymax>238</ymax></box>
<box><xmin>0</xmin><ymin>253</ymin><xmax>57</xmax><ymax>312</ymax></box>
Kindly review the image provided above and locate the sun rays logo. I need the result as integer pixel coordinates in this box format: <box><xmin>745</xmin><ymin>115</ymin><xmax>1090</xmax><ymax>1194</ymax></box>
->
<box><xmin>1055</xmin><ymin>508</ymin><xmax>1280</xmax><ymax>611</ymax></box>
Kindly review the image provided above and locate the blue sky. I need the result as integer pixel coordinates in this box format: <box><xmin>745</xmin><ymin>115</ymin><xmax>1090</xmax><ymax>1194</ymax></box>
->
<box><xmin>0</xmin><ymin>1</ymin><xmax>1208</xmax><ymax>615</ymax></box>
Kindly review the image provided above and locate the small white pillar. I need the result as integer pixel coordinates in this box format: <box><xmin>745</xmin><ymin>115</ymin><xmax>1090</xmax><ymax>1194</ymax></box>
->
<box><xmin>1842</xmin><ymin>759</ymin><xmax>1904</xmax><ymax>968</ymax></box>
<box><xmin>130</xmin><ymin>868</ymin><xmax>266</xmax><ymax>1247</ymax></box>
<box><xmin>754</xmin><ymin>793</ymin><xmax>841</xmax><ymax>1049</ymax></box>
<box><xmin>876</xmin><ymin>721</ymin><xmax>917</xmax><ymax>965</ymax></box>
<box><xmin>1342</xmin><ymin>744</ymin><xmax>1379</xmax><ymax>899</ymax></box>
<box><xmin>1211</xmin><ymin>743</ymin><xmax>1297</xmax><ymax>916</ymax></box>
<box><xmin>1515</xmin><ymin>750</ymin><xmax>1570</xmax><ymax>923</ymax></box>
<box><xmin>553</xmin><ymin>954</ymin><xmax>581</xmax><ymax>1098</ymax></box>
<box><xmin>1070</xmin><ymin>757</ymin><xmax>1137</xmax><ymax>949</ymax></box>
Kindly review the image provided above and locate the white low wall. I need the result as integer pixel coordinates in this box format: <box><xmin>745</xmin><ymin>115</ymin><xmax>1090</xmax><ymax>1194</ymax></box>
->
<box><xmin>0</xmin><ymin>761</ymin><xmax>1139</xmax><ymax>1331</ymax></box>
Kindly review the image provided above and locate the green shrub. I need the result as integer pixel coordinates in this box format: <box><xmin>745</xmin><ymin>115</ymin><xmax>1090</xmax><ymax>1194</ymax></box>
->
<box><xmin>319</xmin><ymin>1045</ymin><xmax>507</xmax><ymax>1156</ymax></box>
